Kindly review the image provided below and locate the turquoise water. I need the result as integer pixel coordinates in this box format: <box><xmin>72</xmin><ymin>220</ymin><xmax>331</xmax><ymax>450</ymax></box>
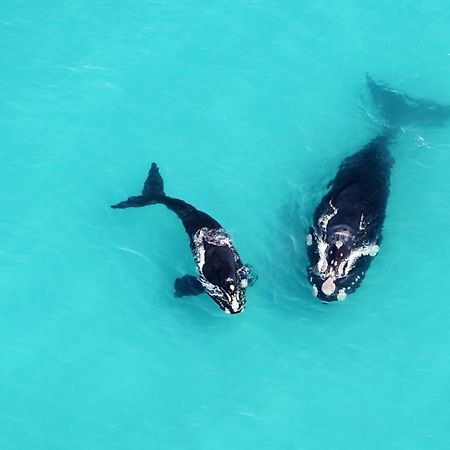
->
<box><xmin>2</xmin><ymin>1</ymin><xmax>450</xmax><ymax>449</ymax></box>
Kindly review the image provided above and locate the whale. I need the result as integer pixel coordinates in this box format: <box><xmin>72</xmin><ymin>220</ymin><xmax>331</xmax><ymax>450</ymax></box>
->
<box><xmin>111</xmin><ymin>163</ymin><xmax>256</xmax><ymax>314</ymax></box>
<box><xmin>307</xmin><ymin>75</ymin><xmax>450</xmax><ymax>302</ymax></box>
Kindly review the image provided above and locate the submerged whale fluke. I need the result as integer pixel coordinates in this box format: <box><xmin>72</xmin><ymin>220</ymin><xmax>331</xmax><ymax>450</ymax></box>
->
<box><xmin>366</xmin><ymin>73</ymin><xmax>450</xmax><ymax>128</ymax></box>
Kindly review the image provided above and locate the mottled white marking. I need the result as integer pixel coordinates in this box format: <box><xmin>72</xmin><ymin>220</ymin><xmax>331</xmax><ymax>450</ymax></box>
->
<box><xmin>337</xmin><ymin>260</ymin><xmax>347</xmax><ymax>276</ymax></box>
<box><xmin>317</xmin><ymin>239</ymin><xmax>329</xmax><ymax>273</ymax></box>
<box><xmin>341</xmin><ymin>242</ymin><xmax>379</xmax><ymax>277</ymax></box>
<box><xmin>312</xmin><ymin>285</ymin><xmax>318</xmax><ymax>297</ymax></box>
<box><xmin>359</xmin><ymin>214</ymin><xmax>366</xmax><ymax>231</ymax></box>
<box><xmin>337</xmin><ymin>289</ymin><xmax>347</xmax><ymax>301</ymax></box>
<box><xmin>318</xmin><ymin>200</ymin><xmax>338</xmax><ymax>232</ymax></box>
<box><xmin>306</xmin><ymin>234</ymin><xmax>313</xmax><ymax>246</ymax></box>
<box><xmin>321</xmin><ymin>277</ymin><xmax>336</xmax><ymax>296</ymax></box>
<box><xmin>369</xmin><ymin>245</ymin><xmax>379</xmax><ymax>257</ymax></box>
<box><xmin>231</xmin><ymin>299</ymin><xmax>240</xmax><ymax>311</ymax></box>
<box><xmin>240</xmin><ymin>279</ymin><xmax>248</xmax><ymax>288</ymax></box>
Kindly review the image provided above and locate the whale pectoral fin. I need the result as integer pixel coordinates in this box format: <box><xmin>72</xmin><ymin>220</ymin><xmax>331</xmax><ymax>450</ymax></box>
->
<box><xmin>174</xmin><ymin>275</ymin><xmax>205</xmax><ymax>297</ymax></box>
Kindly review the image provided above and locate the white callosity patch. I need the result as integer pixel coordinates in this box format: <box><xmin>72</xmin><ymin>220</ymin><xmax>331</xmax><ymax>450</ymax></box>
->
<box><xmin>321</xmin><ymin>277</ymin><xmax>336</xmax><ymax>296</ymax></box>
<box><xmin>337</xmin><ymin>289</ymin><xmax>347</xmax><ymax>301</ymax></box>
<box><xmin>312</xmin><ymin>285</ymin><xmax>318</xmax><ymax>297</ymax></box>
<box><xmin>359</xmin><ymin>214</ymin><xmax>367</xmax><ymax>231</ymax></box>
<box><xmin>315</xmin><ymin>200</ymin><xmax>339</xmax><ymax>275</ymax></box>
<box><xmin>231</xmin><ymin>299</ymin><xmax>240</xmax><ymax>311</ymax></box>
<box><xmin>317</xmin><ymin>200</ymin><xmax>338</xmax><ymax>233</ymax></box>
<box><xmin>317</xmin><ymin>239</ymin><xmax>329</xmax><ymax>274</ymax></box>
<box><xmin>368</xmin><ymin>245</ymin><xmax>379</xmax><ymax>257</ymax></box>
<box><xmin>306</xmin><ymin>234</ymin><xmax>313</xmax><ymax>246</ymax></box>
<box><xmin>342</xmin><ymin>242</ymin><xmax>380</xmax><ymax>277</ymax></box>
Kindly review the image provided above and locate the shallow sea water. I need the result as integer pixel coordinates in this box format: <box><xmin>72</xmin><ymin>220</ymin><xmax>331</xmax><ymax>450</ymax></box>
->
<box><xmin>1</xmin><ymin>1</ymin><xmax>450</xmax><ymax>449</ymax></box>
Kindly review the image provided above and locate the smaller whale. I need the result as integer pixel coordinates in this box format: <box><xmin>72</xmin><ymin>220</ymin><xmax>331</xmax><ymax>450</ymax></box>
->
<box><xmin>112</xmin><ymin>163</ymin><xmax>256</xmax><ymax>314</ymax></box>
<box><xmin>307</xmin><ymin>75</ymin><xmax>450</xmax><ymax>302</ymax></box>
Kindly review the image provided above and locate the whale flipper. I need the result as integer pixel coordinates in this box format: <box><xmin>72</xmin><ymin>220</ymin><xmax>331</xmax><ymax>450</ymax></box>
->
<box><xmin>174</xmin><ymin>275</ymin><xmax>205</xmax><ymax>297</ymax></box>
<box><xmin>366</xmin><ymin>74</ymin><xmax>450</xmax><ymax>128</ymax></box>
<box><xmin>111</xmin><ymin>163</ymin><xmax>166</xmax><ymax>209</ymax></box>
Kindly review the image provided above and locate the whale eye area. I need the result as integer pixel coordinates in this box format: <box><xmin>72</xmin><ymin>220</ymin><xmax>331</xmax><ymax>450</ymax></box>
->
<box><xmin>202</xmin><ymin>243</ymin><xmax>237</xmax><ymax>289</ymax></box>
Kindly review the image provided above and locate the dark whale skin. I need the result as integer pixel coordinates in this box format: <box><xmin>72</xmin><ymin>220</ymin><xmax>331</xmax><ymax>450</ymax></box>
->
<box><xmin>307</xmin><ymin>135</ymin><xmax>393</xmax><ymax>302</ymax></box>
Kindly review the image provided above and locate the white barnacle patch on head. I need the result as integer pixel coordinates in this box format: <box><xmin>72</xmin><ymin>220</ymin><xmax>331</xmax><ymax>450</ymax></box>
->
<box><xmin>369</xmin><ymin>245</ymin><xmax>379</xmax><ymax>257</ymax></box>
<box><xmin>231</xmin><ymin>299</ymin><xmax>240</xmax><ymax>312</ymax></box>
<box><xmin>337</xmin><ymin>260</ymin><xmax>347</xmax><ymax>277</ymax></box>
<box><xmin>321</xmin><ymin>277</ymin><xmax>336</xmax><ymax>296</ymax></box>
<box><xmin>318</xmin><ymin>258</ymin><xmax>328</xmax><ymax>273</ymax></box>
<box><xmin>361</xmin><ymin>242</ymin><xmax>379</xmax><ymax>257</ymax></box>
<box><xmin>359</xmin><ymin>214</ymin><xmax>366</xmax><ymax>231</ymax></box>
<box><xmin>240</xmin><ymin>278</ymin><xmax>248</xmax><ymax>288</ymax></box>
<box><xmin>225</xmin><ymin>277</ymin><xmax>235</xmax><ymax>292</ymax></box>
<box><xmin>317</xmin><ymin>239</ymin><xmax>329</xmax><ymax>273</ymax></box>
<box><xmin>340</xmin><ymin>241</ymin><xmax>379</xmax><ymax>277</ymax></box>
<box><xmin>306</xmin><ymin>234</ymin><xmax>313</xmax><ymax>246</ymax></box>
<box><xmin>337</xmin><ymin>289</ymin><xmax>347</xmax><ymax>301</ymax></box>
<box><xmin>317</xmin><ymin>200</ymin><xmax>338</xmax><ymax>232</ymax></box>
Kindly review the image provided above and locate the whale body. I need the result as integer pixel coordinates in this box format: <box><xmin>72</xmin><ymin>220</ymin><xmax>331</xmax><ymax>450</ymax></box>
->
<box><xmin>112</xmin><ymin>163</ymin><xmax>255</xmax><ymax>314</ymax></box>
<box><xmin>307</xmin><ymin>76</ymin><xmax>450</xmax><ymax>302</ymax></box>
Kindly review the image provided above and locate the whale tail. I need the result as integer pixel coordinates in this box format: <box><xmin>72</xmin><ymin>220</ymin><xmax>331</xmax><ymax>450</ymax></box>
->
<box><xmin>111</xmin><ymin>162</ymin><xmax>167</xmax><ymax>209</ymax></box>
<box><xmin>366</xmin><ymin>73</ymin><xmax>450</xmax><ymax>129</ymax></box>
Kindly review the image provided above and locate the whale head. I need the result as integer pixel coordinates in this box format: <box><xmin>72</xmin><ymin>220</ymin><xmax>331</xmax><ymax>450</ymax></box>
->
<box><xmin>307</xmin><ymin>225</ymin><xmax>375</xmax><ymax>302</ymax></box>
<box><xmin>201</xmin><ymin>242</ymin><xmax>247</xmax><ymax>314</ymax></box>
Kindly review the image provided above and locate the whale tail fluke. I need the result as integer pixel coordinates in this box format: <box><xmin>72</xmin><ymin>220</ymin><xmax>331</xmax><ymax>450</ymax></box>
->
<box><xmin>366</xmin><ymin>73</ymin><xmax>450</xmax><ymax>129</ymax></box>
<box><xmin>111</xmin><ymin>162</ymin><xmax>167</xmax><ymax>209</ymax></box>
<box><xmin>142</xmin><ymin>163</ymin><xmax>166</xmax><ymax>199</ymax></box>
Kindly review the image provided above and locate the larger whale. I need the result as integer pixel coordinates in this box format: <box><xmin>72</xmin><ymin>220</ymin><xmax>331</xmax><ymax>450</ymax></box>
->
<box><xmin>112</xmin><ymin>163</ymin><xmax>256</xmax><ymax>314</ymax></box>
<box><xmin>307</xmin><ymin>75</ymin><xmax>450</xmax><ymax>302</ymax></box>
